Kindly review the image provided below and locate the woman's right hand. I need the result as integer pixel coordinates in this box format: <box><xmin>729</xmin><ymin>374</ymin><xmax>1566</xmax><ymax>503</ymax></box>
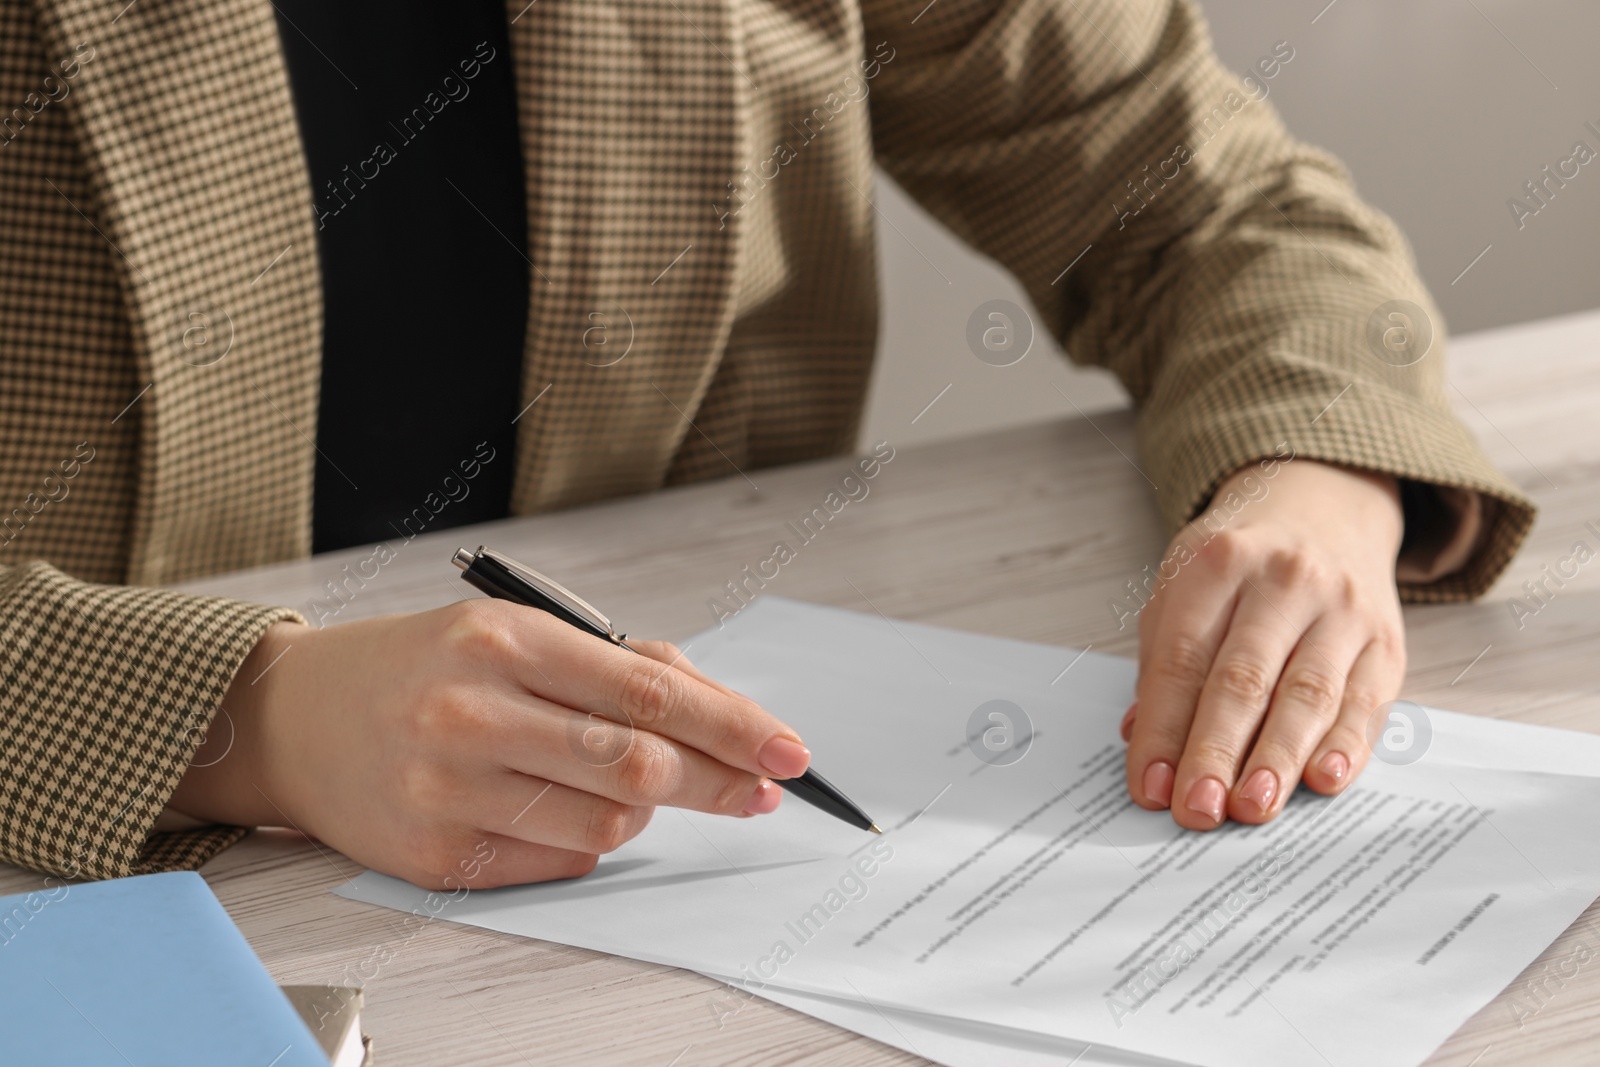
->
<box><xmin>170</xmin><ymin>598</ymin><xmax>813</xmax><ymax>889</ymax></box>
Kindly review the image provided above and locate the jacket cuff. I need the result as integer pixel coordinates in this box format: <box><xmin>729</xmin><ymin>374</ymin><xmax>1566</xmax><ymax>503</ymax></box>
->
<box><xmin>132</xmin><ymin>825</ymin><xmax>251</xmax><ymax>875</ymax></box>
<box><xmin>1395</xmin><ymin>482</ymin><xmax>1483</xmax><ymax>585</ymax></box>
<box><xmin>1147</xmin><ymin>376</ymin><xmax>1536</xmax><ymax>603</ymax></box>
<box><xmin>0</xmin><ymin>561</ymin><xmax>303</xmax><ymax>879</ymax></box>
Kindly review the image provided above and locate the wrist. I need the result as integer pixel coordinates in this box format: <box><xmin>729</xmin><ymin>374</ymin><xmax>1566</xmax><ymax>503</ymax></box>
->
<box><xmin>1213</xmin><ymin>459</ymin><xmax>1403</xmax><ymax>554</ymax></box>
<box><xmin>170</xmin><ymin>619</ymin><xmax>307</xmax><ymax>828</ymax></box>
<box><xmin>1319</xmin><ymin>463</ymin><xmax>1405</xmax><ymax>552</ymax></box>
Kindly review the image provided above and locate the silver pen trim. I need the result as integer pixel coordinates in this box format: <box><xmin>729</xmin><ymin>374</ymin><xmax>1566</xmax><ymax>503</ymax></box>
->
<box><xmin>454</xmin><ymin>546</ymin><xmax>623</xmax><ymax>643</ymax></box>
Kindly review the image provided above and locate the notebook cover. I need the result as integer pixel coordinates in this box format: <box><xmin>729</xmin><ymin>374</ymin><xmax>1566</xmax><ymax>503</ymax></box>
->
<box><xmin>0</xmin><ymin>870</ymin><xmax>327</xmax><ymax>1066</ymax></box>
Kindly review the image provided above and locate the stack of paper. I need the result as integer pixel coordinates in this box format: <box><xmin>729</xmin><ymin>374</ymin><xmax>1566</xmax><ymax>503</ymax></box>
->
<box><xmin>337</xmin><ymin>598</ymin><xmax>1600</xmax><ymax>1066</ymax></box>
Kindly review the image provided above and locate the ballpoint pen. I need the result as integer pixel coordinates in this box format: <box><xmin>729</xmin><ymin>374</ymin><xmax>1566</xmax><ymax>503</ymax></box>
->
<box><xmin>452</xmin><ymin>545</ymin><xmax>883</xmax><ymax>834</ymax></box>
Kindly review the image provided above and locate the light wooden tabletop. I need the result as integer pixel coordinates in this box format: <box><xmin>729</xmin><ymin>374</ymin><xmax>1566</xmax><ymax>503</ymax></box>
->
<box><xmin>5</xmin><ymin>308</ymin><xmax>1597</xmax><ymax>1066</ymax></box>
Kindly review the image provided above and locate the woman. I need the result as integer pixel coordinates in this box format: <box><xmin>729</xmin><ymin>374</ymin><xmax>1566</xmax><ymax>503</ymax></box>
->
<box><xmin>0</xmin><ymin>0</ymin><xmax>1530</xmax><ymax>889</ymax></box>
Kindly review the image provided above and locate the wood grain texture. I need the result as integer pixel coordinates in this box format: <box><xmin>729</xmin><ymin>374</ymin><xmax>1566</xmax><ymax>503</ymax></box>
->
<box><xmin>4</xmin><ymin>309</ymin><xmax>1597</xmax><ymax>1066</ymax></box>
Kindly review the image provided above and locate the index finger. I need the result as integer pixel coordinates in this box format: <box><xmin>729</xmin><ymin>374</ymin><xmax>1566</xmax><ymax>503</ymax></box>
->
<box><xmin>1126</xmin><ymin>551</ymin><xmax>1239</xmax><ymax>812</ymax></box>
<box><xmin>510</xmin><ymin>616</ymin><xmax>813</xmax><ymax>782</ymax></box>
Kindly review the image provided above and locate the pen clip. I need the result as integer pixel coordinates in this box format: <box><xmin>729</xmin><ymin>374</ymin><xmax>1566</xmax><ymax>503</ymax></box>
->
<box><xmin>458</xmin><ymin>546</ymin><xmax>626</xmax><ymax>644</ymax></box>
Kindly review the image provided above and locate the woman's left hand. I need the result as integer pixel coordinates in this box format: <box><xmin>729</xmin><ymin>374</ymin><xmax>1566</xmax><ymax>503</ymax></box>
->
<box><xmin>1122</xmin><ymin>457</ymin><xmax>1407</xmax><ymax>828</ymax></box>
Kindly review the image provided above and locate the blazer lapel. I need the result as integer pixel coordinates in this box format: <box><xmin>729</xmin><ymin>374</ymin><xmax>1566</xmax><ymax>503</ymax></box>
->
<box><xmin>31</xmin><ymin>0</ymin><xmax>321</xmax><ymax>585</ymax></box>
<box><xmin>505</xmin><ymin>0</ymin><xmax>744</xmax><ymax>513</ymax></box>
<box><xmin>29</xmin><ymin>0</ymin><xmax>745</xmax><ymax>581</ymax></box>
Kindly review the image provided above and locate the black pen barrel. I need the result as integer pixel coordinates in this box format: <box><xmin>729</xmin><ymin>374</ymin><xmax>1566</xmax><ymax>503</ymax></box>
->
<box><xmin>777</xmin><ymin>769</ymin><xmax>878</xmax><ymax>833</ymax></box>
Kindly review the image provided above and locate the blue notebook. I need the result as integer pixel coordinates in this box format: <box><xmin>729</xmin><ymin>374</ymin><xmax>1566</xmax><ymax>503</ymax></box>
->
<box><xmin>0</xmin><ymin>870</ymin><xmax>328</xmax><ymax>1066</ymax></box>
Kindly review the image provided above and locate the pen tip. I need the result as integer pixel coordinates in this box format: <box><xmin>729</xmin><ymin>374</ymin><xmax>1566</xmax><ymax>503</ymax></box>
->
<box><xmin>869</xmin><ymin>823</ymin><xmax>884</xmax><ymax>835</ymax></box>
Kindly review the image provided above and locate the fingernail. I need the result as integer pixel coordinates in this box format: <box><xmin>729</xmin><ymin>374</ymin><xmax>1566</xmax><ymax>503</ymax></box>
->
<box><xmin>758</xmin><ymin>736</ymin><xmax>811</xmax><ymax>779</ymax></box>
<box><xmin>1185</xmin><ymin>777</ymin><xmax>1226</xmax><ymax>823</ymax></box>
<box><xmin>743</xmin><ymin>779</ymin><xmax>782</xmax><ymax>815</ymax></box>
<box><xmin>1238</xmin><ymin>768</ymin><xmax>1278</xmax><ymax>815</ymax></box>
<box><xmin>1142</xmin><ymin>760</ymin><xmax>1175</xmax><ymax>807</ymax></box>
<box><xmin>1319</xmin><ymin>750</ymin><xmax>1350</xmax><ymax>783</ymax></box>
<box><xmin>1119</xmin><ymin>703</ymin><xmax>1137</xmax><ymax>738</ymax></box>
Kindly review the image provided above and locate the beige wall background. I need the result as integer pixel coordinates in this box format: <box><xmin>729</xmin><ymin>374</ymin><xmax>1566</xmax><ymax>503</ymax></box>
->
<box><xmin>860</xmin><ymin>0</ymin><xmax>1600</xmax><ymax>448</ymax></box>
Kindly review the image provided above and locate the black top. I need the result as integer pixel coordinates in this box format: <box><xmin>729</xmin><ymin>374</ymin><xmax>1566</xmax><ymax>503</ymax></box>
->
<box><xmin>273</xmin><ymin>3</ymin><xmax>528</xmax><ymax>553</ymax></box>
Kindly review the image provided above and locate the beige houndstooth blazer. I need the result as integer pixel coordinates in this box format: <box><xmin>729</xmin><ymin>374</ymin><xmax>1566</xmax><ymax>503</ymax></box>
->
<box><xmin>0</xmin><ymin>0</ymin><xmax>1534</xmax><ymax>880</ymax></box>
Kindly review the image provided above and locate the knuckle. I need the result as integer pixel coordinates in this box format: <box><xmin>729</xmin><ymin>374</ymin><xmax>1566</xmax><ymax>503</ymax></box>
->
<box><xmin>1264</xmin><ymin>547</ymin><xmax>1318</xmax><ymax>588</ymax></box>
<box><xmin>1196</xmin><ymin>528</ymin><xmax>1251</xmax><ymax>575</ymax></box>
<box><xmin>411</xmin><ymin>687</ymin><xmax>478</xmax><ymax>745</ymax></box>
<box><xmin>440</xmin><ymin>601</ymin><xmax>516</xmax><ymax>663</ymax></box>
<box><xmin>616</xmin><ymin>737</ymin><xmax>674</xmax><ymax>804</ymax></box>
<box><xmin>583</xmin><ymin>799</ymin><xmax>637</xmax><ymax>854</ymax></box>
<box><xmin>397</xmin><ymin>760</ymin><xmax>452</xmax><ymax>811</ymax></box>
<box><xmin>616</xmin><ymin>659</ymin><xmax>677</xmax><ymax>729</ymax></box>
<box><xmin>575</xmin><ymin>713</ymin><xmax>634</xmax><ymax>767</ymax></box>
<box><xmin>1341</xmin><ymin>681</ymin><xmax>1387</xmax><ymax>718</ymax></box>
<box><xmin>1184</xmin><ymin>737</ymin><xmax>1245</xmax><ymax>773</ymax></box>
<box><xmin>1246</xmin><ymin>724</ymin><xmax>1320</xmax><ymax>773</ymax></box>
<box><xmin>1131</xmin><ymin>720</ymin><xmax>1190</xmax><ymax>755</ymax></box>
<box><xmin>1213</xmin><ymin>657</ymin><xmax>1274</xmax><ymax>708</ymax></box>
<box><xmin>699</xmin><ymin>703</ymin><xmax>751</xmax><ymax>762</ymax></box>
<box><xmin>1281</xmin><ymin>668</ymin><xmax>1342</xmax><ymax>717</ymax></box>
<box><xmin>1150</xmin><ymin>634</ymin><xmax>1213</xmax><ymax>693</ymax></box>
<box><xmin>1245</xmin><ymin>739</ymin><xmax>1299</xmax><ymax>772</ymax></box>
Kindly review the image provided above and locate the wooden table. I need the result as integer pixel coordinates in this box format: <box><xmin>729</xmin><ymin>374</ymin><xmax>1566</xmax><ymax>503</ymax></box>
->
<box><xmin>6</xmin><ymin>309</ymin><xmax>1598</xmax><ymax>1065</ymax></box>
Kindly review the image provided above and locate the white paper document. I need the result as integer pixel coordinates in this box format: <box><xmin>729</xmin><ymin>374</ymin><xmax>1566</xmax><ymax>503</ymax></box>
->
<box><xmin>335</xmin><ymin>598</ymin><xmax>1600</xmax><ymax>1066</ymax></box>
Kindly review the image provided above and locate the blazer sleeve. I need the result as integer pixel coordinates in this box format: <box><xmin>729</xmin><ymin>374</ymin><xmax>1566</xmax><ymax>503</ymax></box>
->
<box><xmin>860</xmin><ymin>0</ymin><xmax>1534</xmax><ymax>600</ymax></box>
<box><xmin>0</xmin><ymin>560</ymin><xmax>302</xmax><ymax>879</ymax></box>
